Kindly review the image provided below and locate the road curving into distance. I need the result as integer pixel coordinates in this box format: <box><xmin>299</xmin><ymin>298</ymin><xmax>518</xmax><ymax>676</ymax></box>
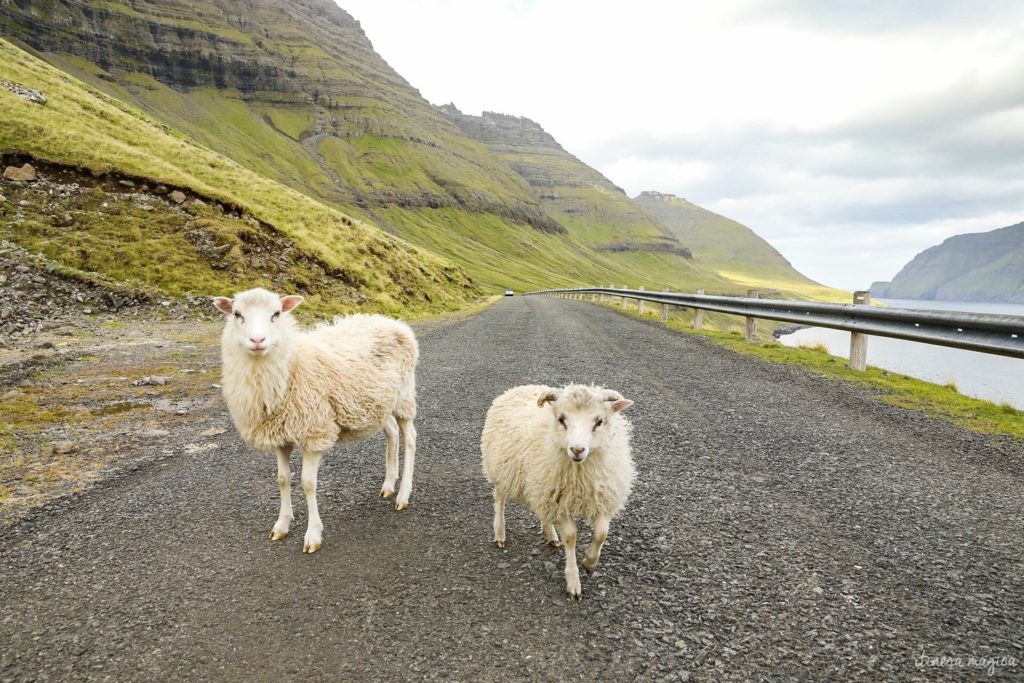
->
<box><xmin>1</xmin><ymin>296</ymin><xmax>1021</xmax><ymax>680</ymax></box>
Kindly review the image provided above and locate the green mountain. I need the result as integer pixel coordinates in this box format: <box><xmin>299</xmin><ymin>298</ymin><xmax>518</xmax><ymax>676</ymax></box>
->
<box><xmin>440</xmin><ymin>107</ymin><xmax>744</xmax><ymax>291</ymax></box>
<box><xmin>0</xmin><ymin>0</ymin><xmax>736</xmax><ymax>297</ymax></box>
<box><xmin>871</xmin><ymin>222</ymin><xmax>1024</xmax><ymax>303</ymax></box>
<box><xmin>1</xmin><ymin>40</ymin><xmax>489</xmax><ymax>316</ymax></box>
<box><xmin>0</xmin><ymin>0</ymin><xmax>839</xmax><ymax>307</ymax></box>
<box><xmin>633</xmin><ymin>191</ymin><xmax>839</xmax><ymax>300</ymax></box>
<box><xmin>441</xmin><ymin>108</ymin><xmax>678</xmax><ymax>250</ymax></box>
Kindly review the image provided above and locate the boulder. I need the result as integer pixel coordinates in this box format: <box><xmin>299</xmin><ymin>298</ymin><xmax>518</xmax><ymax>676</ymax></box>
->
<box><xmin>169</xmin><ymin>190</ymin><xmax>186</xmax><ymax>204</ymax></box>
<box><xmin>3</xmin><ymin>163</ymin><xmax>37</xmax><ymax>182</ymax></box>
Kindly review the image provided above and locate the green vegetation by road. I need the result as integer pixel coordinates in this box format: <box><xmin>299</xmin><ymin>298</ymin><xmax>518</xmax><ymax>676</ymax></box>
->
<box><xmin>593</xmin><ymin>296</ymin><xmax>1024</xmax><ymax>439</ymax></box>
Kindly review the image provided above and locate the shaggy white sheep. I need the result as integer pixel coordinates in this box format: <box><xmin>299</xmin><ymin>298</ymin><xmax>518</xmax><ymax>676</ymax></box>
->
<box><xmin>213</xmin><ymin>288</ymin><xmax>418</xmax><ymax>553</ymax></box>
<box><xmin>481</xmin><ymin>384</ymin><xmax>635</xmax><ymax>599</ymax></box>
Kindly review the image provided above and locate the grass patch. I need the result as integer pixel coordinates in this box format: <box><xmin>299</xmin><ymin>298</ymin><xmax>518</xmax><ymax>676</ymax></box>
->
<box><xmin>800</xmin><ymin>341</ymin><xmax>830</xmax><ymax>354</ymax></box>
<box><xmin>688</xmin><ymin>328</ymin><xmax>1024</xmax><ymax>438</ymax></box>
<box><xmin>0</xmin><ymin>321</ymin><xmax>224</xmax><ymax>522</ymax></box>
<box><xmin>588</xmin><ymin>296</ymin><xmax>1024</xmax><ymax>439</ymax></box>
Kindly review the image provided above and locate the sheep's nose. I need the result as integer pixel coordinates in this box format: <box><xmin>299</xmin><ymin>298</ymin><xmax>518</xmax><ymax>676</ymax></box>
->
<box><xmin>571</xmin><ymin>447</ymin><xmax>585</xmax><ymax>457</ymax></box>
<box><xmin>250</xmin><ymin>336</ymin><xmax>266</xmax><ymax>345</ymax></box>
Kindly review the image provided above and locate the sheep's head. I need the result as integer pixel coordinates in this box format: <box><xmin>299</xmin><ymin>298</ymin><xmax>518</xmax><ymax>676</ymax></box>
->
<box><xmin>212</xmin><ymin>288</ymin><xmax>303</xmax><ymax>357</ymax></box>
<box><xmin>537</xmin><ymin>384</ymin><xmax>632</xmax><ymax>463</ymax></box>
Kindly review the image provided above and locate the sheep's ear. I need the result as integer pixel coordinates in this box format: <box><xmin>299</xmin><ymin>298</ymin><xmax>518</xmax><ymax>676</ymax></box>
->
<box><xmin>281</xmin><ymin>295</ymin><xmax>304</xmax><ymax>313</ymax></box>
<box><xmin>212</xmin><ymin>297</ymin><xmax>233</xmax><ymax>315</ymax></box>
<box><xmin>610</xmin><ymin>399</ymin><xmax>633</xmax><ymax>413</ymax></box>
<box><xmin>537</xmin><ymin>390</ymin><xmax>559</xmax><ymax>407</ymax></box>
<box><xmin>604</xmin><ymin>391</ymin><xmax>633</xmax><ymax>413</ymax></box>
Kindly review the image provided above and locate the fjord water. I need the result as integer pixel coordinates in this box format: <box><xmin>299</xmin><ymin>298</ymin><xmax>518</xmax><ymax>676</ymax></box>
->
<box><xmin>780</xmin><ymin>299</ymin><xmax>1024</xmax><ymax>409</ymax></box>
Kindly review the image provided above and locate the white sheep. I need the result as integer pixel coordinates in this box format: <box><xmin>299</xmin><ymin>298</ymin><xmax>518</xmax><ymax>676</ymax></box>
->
<box><xmin>213</xmin><ymin>287</ymin><xmax>418</xmax><ymax>554</ymax></box>
<box><xmin>481</xmin><ymin>383</ymin><xmax>635</xmax><ymax>599</ymax></box>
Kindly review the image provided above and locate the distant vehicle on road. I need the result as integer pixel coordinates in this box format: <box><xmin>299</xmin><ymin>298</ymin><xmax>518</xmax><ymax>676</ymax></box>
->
<box><xmin>504</xmin><ymin>289</ymin><xmax>514</xmax><ymax>296</ymax></box>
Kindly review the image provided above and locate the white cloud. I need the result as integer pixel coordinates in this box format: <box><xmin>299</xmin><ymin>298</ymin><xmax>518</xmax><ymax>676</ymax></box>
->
<box><xmin>339</xmin><ymin>0</ymin><xmax>1024</xmax><ymax>291</ymax></box>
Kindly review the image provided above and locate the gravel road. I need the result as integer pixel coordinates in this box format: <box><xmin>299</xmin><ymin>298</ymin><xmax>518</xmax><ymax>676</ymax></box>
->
<box><xmin>2</xmin><ymin>296</ymin><xmax>1022</xmax><ymax>681</ymax></box>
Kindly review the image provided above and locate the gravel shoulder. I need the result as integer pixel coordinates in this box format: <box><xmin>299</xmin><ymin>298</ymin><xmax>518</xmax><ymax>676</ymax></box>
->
<box><xmin>1</xmin><ymin>296</ymin><xmax>1022</xmax><ymax>681</ymax></box>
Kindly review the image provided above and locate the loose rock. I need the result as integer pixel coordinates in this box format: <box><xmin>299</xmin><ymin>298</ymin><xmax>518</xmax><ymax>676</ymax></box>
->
<box><xmin>51</xmin><ymin>440</ymin><xmax>76</xmax><ymax>455</ymax></box>
<box><xmin>3</xmin><ymin>163</ymin><xmax>37</xmax><ymax>182</ymax></box>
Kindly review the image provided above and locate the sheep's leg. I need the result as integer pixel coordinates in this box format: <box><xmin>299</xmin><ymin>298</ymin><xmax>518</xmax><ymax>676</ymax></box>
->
<box><xmin>581</xmin><ymin>515</ymin><xmax>611</xmax><ymax>574</ymax></box>
<box><xmin>493</xmin><ymin>490</ymin><xmax>506</xmax><ymax>548</ymax></box>
<box><xmin>541</xmin><ymin>518</ymin><xmax>561</xmax><ymax>548</ymax></box>
<box><xmin>557</xmin><ymin>517</ymin><xmax>581</xmax><ymax>600</ymax></box>
<box><xmin>394</xmin><ymin>417</ymin><xmax>416</xmax><ymax>511</ymax></box>
<box><xmin>301</xmin><ymin>450</ymin><xmax>325</xmax><ymax>553</ymax></box>
<box><xmin>379</xmin><ymin>415</ymin><xmax>400</xmax><ymax>498</ymax></box>
<box><xmin>270</xmin><ymin>444</ymin><xmax>294</xmax><ymax>541</ymax></box>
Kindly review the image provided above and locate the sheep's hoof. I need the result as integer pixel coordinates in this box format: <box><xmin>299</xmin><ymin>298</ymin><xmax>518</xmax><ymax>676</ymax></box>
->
<box><xmin>547</xmin><ymin>539</ymin><xmax>562</xmax><ymax>548</ymax></box>
<box><xmin>581</xmin><ymin>559</ymin><xmax>597</xmax><ymax>575</ymax></box>
<box><xmin>303</xmin><ymin>541</ymin><xmax>322</xmax><ymax>554</ymax></box>
<box><xmin>395</xmin><ymin>500</ymin><xmax>409</xmax><ymax>511</ymax></box>
<box><xmin>379</xmin><ymin>486</ymin><xmax>395</xmax><ymax>498</ymax></box>
<box><xmin>269</xmin><ymin>530</ymin><xmax>288</xmax><ymax>541</ymax></box>
<box><xmin>566</xmin><ymin>576</ymin><xmax>582</xmax><ymax>600</ymax></box>
<box><xmin>494</xmin><ymin>540</ymin><xmax>506</xmax><ymax>549</ymax></box>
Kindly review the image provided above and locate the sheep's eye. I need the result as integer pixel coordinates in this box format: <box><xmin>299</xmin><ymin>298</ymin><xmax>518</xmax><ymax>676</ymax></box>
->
<box><xmin>594</xmin><ymin>418</ymin><xmax>604</xmax><ymax>430</ymax></box>
<box><xmin>271</xmin><ymin>311</ymin><xmax>281</xmax><ymax>322</ymax></box>
<box><xmin>233</xmin><ymin>311</ymin><xmax>244</xmax><ymax>322</ymax></box>
<box><xmin>557</xmin><ymin>416</ymin><xmax>566</xmax><ymax>428</ymax></box>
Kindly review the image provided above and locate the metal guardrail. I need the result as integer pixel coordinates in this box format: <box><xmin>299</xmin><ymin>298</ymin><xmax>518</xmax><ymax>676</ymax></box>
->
<box><xmin>527</xmin><ymin>286</ymin><xmax>1024</xmax><ymax>367</ymax></box>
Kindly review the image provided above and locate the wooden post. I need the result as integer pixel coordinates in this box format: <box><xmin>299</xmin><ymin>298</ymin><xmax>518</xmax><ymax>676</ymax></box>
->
<box><xmin>693</xmin><ymin>289</ymin><xmax>704</xmax><ymax>329</ymax></box>
<box><xmin>660</xmin><ymin>289</ymin><xmax>669</xmax><ymax>323</ymax></box>
<box><xmin>620</xmin><ymin>286</ymin><xmax>628</xmax><ymax>309</ymax></box>
<box><xmin>849</xmin><ymin>290</ymin><xmax>871</xmax><ymax>371</ymax></box>
<box><xmin>745</xmin><ymin>289</ymin><xmax>760</xmax><ymax>341</ymax></box>
<box><xmin>637</xmin><ymin>286</ymin><xmax>645</xmax><ymax>315</ymax></box>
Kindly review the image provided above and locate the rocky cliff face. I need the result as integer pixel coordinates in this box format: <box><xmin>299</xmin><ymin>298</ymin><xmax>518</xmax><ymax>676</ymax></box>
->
<box><xmin>872</xmin><ymin>222</ymin><xmax>1024</xmax><ymax>303</ymax></box>
<box><xmin>0</xmin><ymin>0</ymin><xmax>562</xmax><ymax>233</ymax></box>
<box><xmin>1</xmin><ymin>0</ymin><xmax>378</xmax><ymax>97</ymax></box>
<box><xmin>439</xmin><ymin>106</ymin><xmax>564</xmax><ymax>152</ymax></box>
<box><xmin>441</xmin><ymin>105</ymin><xmax>677</xmax><ymax>249</ymax></box>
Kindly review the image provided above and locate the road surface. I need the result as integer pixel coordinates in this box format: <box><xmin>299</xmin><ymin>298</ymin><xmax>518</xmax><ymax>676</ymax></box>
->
<box><xmin>2</xmin><ymin>296</ymin><xmax>1022</xmax><ymax>680</ymax></box>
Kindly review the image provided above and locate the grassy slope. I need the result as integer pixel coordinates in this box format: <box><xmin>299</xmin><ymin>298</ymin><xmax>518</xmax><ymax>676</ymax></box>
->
<box><xmin>441</xmin><ymin>110</ymin><xmax>746</xmax><ymax>293</ymax></box>
<box><xmin>443</xmin><ymin>113</ymin><xmax>674</xmax><ymax>247</ymax></box>
<box><xmin>496</xmin><ymin>147</ymin><xmax>671</xmax><ymax>245</ymax></box>
<box><xmin>598</xmin><ymin>298</ymin><xmax>1024</xmax><ymax>438</ymax></box>
<box><xmin>634</xmin><ymin>193</ymin><xmax>846</xmax><ymax>301</ymax></box>
<box><xmin>5</xmin><ymin>0</ymin><xmax>552</xmax><ymax>218</ymax></box>
<box><xmin>25</xmin><ymin>54</ymin><xmax>741</xmax><ymax>296</ymax></box>
<box><xmin>0</xmin><ymin>40</ymin><xmax>479</xmax><ymax>315</ymax></box>
<box><xmin>376</xmin><ymin>207</ymin><xmax>727</xmax><ymax>292</ymax></box>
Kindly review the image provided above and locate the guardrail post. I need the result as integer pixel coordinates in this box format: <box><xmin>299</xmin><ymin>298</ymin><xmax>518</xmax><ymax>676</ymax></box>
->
<box><xmin>849</xmin><ymin>290</ymin><xmax>871</xmax><ymax>371</ymax></box>
<box><xmin>693</xmin><ymin>289</ymin><xmax>704</xmax><ymax>329</ymax></box>
<box><xmin>637</xmin><ymin>287</ymin><xmax>645</xmax><ymax>315</ymax></box>
<box><xmin>660</xmin><ymin>289</ymin><xmax>669</xmax><ymax>323</ymax></box>
<box><xmin>745</xmin><ymin>289</ymin><xmax>760</xmax><ymax>341</ymax></box>
<box><xmin>620</xmin><ymin>287</ymin><xmax>628</xmax><ymax>309</ymax></box>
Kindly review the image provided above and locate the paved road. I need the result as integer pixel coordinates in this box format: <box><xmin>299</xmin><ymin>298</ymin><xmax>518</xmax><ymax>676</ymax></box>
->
<box><xmin>2</xmin><ymin>297</ymin><xmax>1022</xmax><ymax>681</ymax></box>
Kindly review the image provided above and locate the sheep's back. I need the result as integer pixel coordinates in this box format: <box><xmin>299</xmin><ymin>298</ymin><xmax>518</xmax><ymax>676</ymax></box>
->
<box><xmin>481</xmin><ymin>385</ymin><xmax>552</xmax><ymax>502</ymax></box>
<box><xmin>271</xmin><ymin>316</ymin><xmax>417</xmax><ymax>451</ymax></box>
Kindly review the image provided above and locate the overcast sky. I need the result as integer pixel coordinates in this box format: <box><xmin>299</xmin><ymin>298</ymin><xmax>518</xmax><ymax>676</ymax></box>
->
<box><xmin>338</xmin><ymin>0</ymin><xmax>1024</xmax><ymax>290</ymax></box>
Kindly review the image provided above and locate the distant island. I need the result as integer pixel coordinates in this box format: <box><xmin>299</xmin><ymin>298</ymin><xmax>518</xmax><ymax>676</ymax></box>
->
<box><xmin>871</xmin><ymin>221</ymin><xmax>1024</xmax><ymax>303</ymax></box>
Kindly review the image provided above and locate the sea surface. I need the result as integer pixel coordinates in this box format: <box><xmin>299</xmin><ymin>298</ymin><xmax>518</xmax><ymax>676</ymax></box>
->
<box><xmin>779</xmin><ymin>299</ymin><xmax>1024</xmax><ymax>409</ymax></box>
